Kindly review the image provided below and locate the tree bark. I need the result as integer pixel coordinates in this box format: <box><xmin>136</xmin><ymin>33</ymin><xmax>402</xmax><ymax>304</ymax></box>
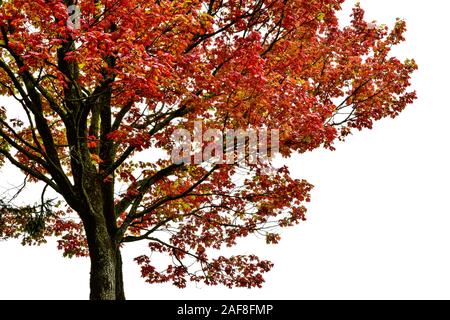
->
<box><xmin>115</xmin><ymin>249</ymin><xmax>126</xmax><ymax>300</ymax></box>
<box><xmin>85</xmin><ymin>221</ymin><xmax>125</xmax><ymax>300</ymax></box>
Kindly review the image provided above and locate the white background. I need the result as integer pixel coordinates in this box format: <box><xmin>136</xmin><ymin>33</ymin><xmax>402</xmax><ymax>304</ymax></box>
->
<box><xmin>1</xmin><ymin>0</ymin><xmax>449</xmax><ymax>300</ymax></box>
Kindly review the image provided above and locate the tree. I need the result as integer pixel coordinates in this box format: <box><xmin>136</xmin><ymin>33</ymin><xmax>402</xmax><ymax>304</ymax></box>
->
<box><xmin>0</xmin><ymin>0</ymin><xmax>416</xmax><ymax>300</ymax></box>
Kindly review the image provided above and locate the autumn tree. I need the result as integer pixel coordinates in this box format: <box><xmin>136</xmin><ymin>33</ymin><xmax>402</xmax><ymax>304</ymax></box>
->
<box><xmin>0</xmin><ymin>0</ymin><xmax>416</xmax><ymax>300</ymax></box>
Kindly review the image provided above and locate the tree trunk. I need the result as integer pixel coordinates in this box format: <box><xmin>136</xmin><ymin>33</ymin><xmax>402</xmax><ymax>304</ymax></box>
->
<box><xmin>85</xmin><ymin>221</ymin><xmax>125</xmax><ymax>300</ymax></box>
<box><xmin>115</xmin><ymin>249</ymin><xmax>126</xmax><ymax>300</ymax></box>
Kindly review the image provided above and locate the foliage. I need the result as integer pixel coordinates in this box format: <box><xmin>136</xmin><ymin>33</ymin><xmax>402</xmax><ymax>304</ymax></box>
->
<box><xmin>0</xmin><ymin>0</ymin><xmax>416</xmax><ymax>289</ymax></box>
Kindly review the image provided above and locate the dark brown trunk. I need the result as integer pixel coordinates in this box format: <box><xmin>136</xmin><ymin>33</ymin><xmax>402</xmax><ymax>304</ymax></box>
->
<box><xmin>85</xmin><ymin>221</ymin><xmax>125</xmax><ymax>300</ymax></box>
<box><xmin>115</xmin><ymin>249</ymin><xmax>126</xmax><ymax>300</ymax></box>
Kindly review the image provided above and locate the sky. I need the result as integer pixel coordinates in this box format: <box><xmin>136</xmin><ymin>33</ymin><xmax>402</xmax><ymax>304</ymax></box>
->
<box><xmin>1</xmin><ymin>0</ymin><xmax>450</xmax><ymax>300</ymax></box>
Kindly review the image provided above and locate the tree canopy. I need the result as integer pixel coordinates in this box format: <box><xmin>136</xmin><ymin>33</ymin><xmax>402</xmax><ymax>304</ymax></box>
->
<box><xmin>0</xmin><ymin>0</ymin><xmax>416</xmax><ymax>298</ymax></box>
